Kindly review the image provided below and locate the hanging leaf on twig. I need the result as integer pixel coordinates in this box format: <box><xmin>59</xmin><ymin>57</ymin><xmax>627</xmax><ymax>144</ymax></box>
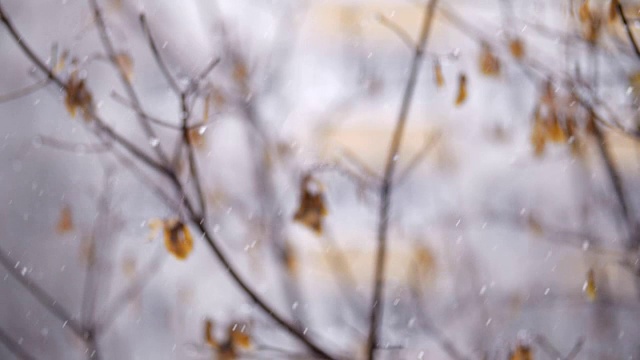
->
<box><xmin>583</xmin><ymin>268</ymin><xmax>597</xmax><ymax>301</ymax></box>
<box><xmin>293</xmin><ymin>175</ymin><xmax>328</xmax><ymax>235</ymax></box>
<box><xmin>455</xmin><ymin>73</ymin><xmax>467</xmax><ymax>106</ymax></box>
<box><xmin>149</xmin><ymin>219</ymin><xmax>194</xmax><ymax>260</ymax></box>
<box><xmin>64</xmin><ymin>72</ymin><xmax>94</xmax><ymax>121</ymax></box>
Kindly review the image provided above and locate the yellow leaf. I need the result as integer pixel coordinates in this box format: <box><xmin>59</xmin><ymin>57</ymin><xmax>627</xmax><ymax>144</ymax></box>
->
<box><xmin>56</xmin><ymin>205</ymin><xmax>74</xmax><ymax>233</ymax></box>
<box><xmin>163</xmin><ymin>219</ymin><xmax>194</xmax><ymax>260</ymax></box>
<box><xmin>433</xmin><ymin>60</ymin><xmax>445</xmax><ymax>88</ymax></box>
<box><xmin>479</xmin><ymin>43</ymin><xmax>500</xmax><ymax>76</ymax></box>
<box><xmin>509</xmin><ymin>38</ymin><xmax>525</xmax><ymax>60</ymax></box>
<box><xmin>114</xmin><ymin>53</ymin><xmax>134</xmax><ymax>83</ymax></box>
<box><xmin>64</xmin><ymin>72</ymin><xmax>94</xmax><ymax>121</ymax></box>
<box><xmin>455</xmin><ymin>74</ymin><xmax>467</xmax><ymax>106</ymax></box>
<box><xmin>510</xmin><ymin>344</ymin><xmax>533</xmax><ymax>360</ymax></box>
<box><xmin>293</xmin><ymin>175</ymin><xmax>328</xmax><ymax>235</ymax></box>
<box><xmin>583</xmin><ymin>268</ymin><xmax>597</xmax><ymax>301</ymax></box>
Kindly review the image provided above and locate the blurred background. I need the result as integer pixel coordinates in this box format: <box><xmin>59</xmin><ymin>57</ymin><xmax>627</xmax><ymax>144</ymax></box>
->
<box><xmin>1</xmin><ymin>0</ymin><xmax>640</xmax><ymax>359</ymax></box>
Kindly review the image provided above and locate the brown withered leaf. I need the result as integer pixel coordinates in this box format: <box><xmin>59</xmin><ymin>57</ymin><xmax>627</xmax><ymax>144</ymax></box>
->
<box><xmin>162</xmin><ymin>219</ymin><xmax>194</xmax><ymax>260</ymax></box>
<box><xmin>283</xmin><ymin>241</ymin><xmax>298</xmax><ymax>275</ymax></box>
<box><xmin>293</xmin><ymin>175</ymin><xmax>328</xmax><ymax>235</ymax></box>
<box><xmin>204</xmin><ymin>319</ymin><xmax>218</xmax><ymax>348</ymax></box>
<box><xmin>509</xmin><ymin>38</ymin><xmax>525</xmax><ymax>60</ymax></box>
<box><xmin>510</xmin><ymin>344</ymin><xmax>533</xmax><ymax>360</ymax></box>
<box><xmin>546</xmin><ymin>117</ymin><xmax>567</xmax><ymax>143</ymax></box>
<box><xmin>584</xmin><ymin>268</ymin><xmax>597</xmax><ymax>301</ymax></box>
<box><xmin>579</xmin><ymin>0</ymin><xmax>591</xmax><ymax>23</ymax></box>
<box><xmin>479</xmin><ymin>43</ymin><xmax>500</xmax><ymax>76</ymax></box>
<box><xmin>188</xmin><ymin>127</ymin><xmax>207</xmax><ymax>149</ymax></box>
<box><xmin>530</xmin><ymin>110</ymin><xmax>547</xmax><ymax>157</ymax></box>
<box><xmin>455</xmin><ymin>74</ymin><xmax>467</xmax><ymax>106</ymax></box>
<box><xmin>64</xmin><ymin>72</ymin><xmax>94</xmax><ymax>121</ymax></box>
<box><xmin>609</xmin><ymin>0</ymin><xmax>619</xmax><ymax>22</ymax></box>
<box><xmin>433</xmin><ymin>60</ymin><xmax>445</xmax><ymax>88</ymax></box>
<box><xmin>228</xmin><ymin>324</ymin><xmax>251</xmax><ymax>350</ymax></box>
<box><xmin>56</xmin><ymin>205</ymin><xmax>74</xmax><ymax>233</ymax></box>
<box><xmin>114</xmin><ymin>53</ymin><xmax>134</xmax><ymax>83</ymax></box>
<box><xmin>527</xmin><ymin>214</ymin><xmax>543</xmax><ymax>236</ymax></box>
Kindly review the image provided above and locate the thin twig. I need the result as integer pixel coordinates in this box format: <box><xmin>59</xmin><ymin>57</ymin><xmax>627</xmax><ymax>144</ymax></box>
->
<box><xmin>366</xmin><ymin>1</ymin><xmax>439</xmax><ymax>358</ymax></box>
<box><xmin>0</xmin><ymin>79</ymin><xmax>49</xmax><ymax>103</ymax></box>
<box><xmin>1</xmin><ymin>3</ymin><xmax>336</xmax><ymax>357</ymax></box>
<box><xmin>0</xmin><ymin>246</ymin><xmax>84</xmax><ymax>335</ymax></box>
<box><xmin>616</xmin><ymin>2</ymin><xmax>640</xmax><ymax>59</ymax></box>
<box><xmin>0</xmin><ymin>326</ymin><xmax>36</xmax><ymax>360</ymax></box>
<box><xmin>95</xmin><ymin>252</ymin><xmax>165</xmax><ymax>334</ymax></box>
<box><xmin>139</xmin><ymin>14</ymin><xmax>182</xmax><ymax>95</ymax></box>
<box><xmin>89</xmin><ymin>0</ymin><xmax>170</xmax><ymax>166</ymax></box>
<box><xmin>375</xmin><ymin>13</ymin><xmax>415</xmax><ymax>50</ymax></box>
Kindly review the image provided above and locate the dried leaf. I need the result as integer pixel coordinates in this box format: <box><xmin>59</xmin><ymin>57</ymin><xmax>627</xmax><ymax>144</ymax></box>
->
<box><xmin>509</xmin><ymin>38</ymin><xmax>525</xmax><ymax>60</ymax></box>
<box><xmin>414</xmin><ymin>245</ymin><xmax>436</xmax><ymax>275</ymax></box>
<box><xmin>54</xmin><ymin>50</ymin><xmax>69</xmax><ymax>74</ymax></box>
<box><xmin>479</xmin><ymin>43</ymin><xmax>500</xmax><ymax>76</ymax></box>
<box><xmin>56</xmin><ymin>205</ymin><xmax>74</xmax><ymax>233</ymax></box>
<box><xmin>293</xmin><ymin>175</ymin><xmax>328</xmax><ymax>235</ymax></box>
<box><xmin>583</xmin><ymin>268</ymin><xmax>597</xmax><ymax>301</ymax></box>
<box><xmin>530</xmin><ymin>110</ymin><xmax>546</xmax><ymax>156</ymax></box>
<box><xmin>455</xmin><ymin>74</ymin><xmax>467</xmax><ymax>106</ymax></box>
<box><xmin>114</xmin><ymin>53</ymin><xmax>134</xmax><ymax>83</ymax></box>
<box><xmin>64</xmin><ymin>72</ymin><xmax>94</xmax><ymax>121</ymax></box>
<box><xmin>546</xmin><ymin>117</ymin><xmax>567</xmax><ymax>143</ymax></box>
<box><xmin>579</xmin><ymin>0</ymin><xmax>591</xmax><ymax>23</ymax></box>
<box><xmin>610</xmin><ymin>0</ymin><xmax>619</xmax><ymax>22</ymax></box>
<box><xmin>204</xmin><ymin>319</ymin><xmax>218</xmax><ymax>348</ymax></box>
<box><xmin>433</xmin><ymin>60</ymin><xmax>445</xmax><ymax>88</ymax></box>
<box><xmin>188</xmin><ymin>127</ymin><xmax>207</xmax><ymax>149</ymax></box>
<box><xmin>510</xmin><ymin>344</ymin><xmax>533</xmax><ymax>360</ymax></box>
<box><xmin>228</xmin><ymin>324</ymin><xmax>251</xmax><ymax>350</ymax></box>
<box><xmin>233</xmin><ymin>61</ymin><xmax>248</xmax><ymax>85</ymax></box>
<box><xmin>283</xmin><ymin>241</ymin><xmax>298</xmax><ymax>275</ymax></box>
<box><xmin>527</xmin><ymin>214</ymin><xmax>543</xmax><ymax>236</ymax></box>
<box><xmin>162</xmin><ymin>219</ymin><xmax>194</xmax><ymax>260</ymax></box>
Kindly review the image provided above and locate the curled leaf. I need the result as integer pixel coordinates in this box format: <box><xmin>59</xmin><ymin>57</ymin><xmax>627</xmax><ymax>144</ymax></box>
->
<box><xmin>509</xmin><ymin>38</ymin><xmax>525</xmax><ymax>60</ymax></box>
<box><xmin>56</xmin><ymin>205</ymin><xmax>74</xmax><ymax>233</ymax></box>
<box><xmin>479</xmin><ymin>43</ymin><xmax>500</xmax><ymax>76</ymax></box>
<box><xmin>64</xmin><ymin>72</ymin><xmax>94</xmax><ymax>121</ymax></box>
<box><xmin>546</xmin><ymin>116</ymin><xmax>567</xmax><ymax>143</ymax></box>
<box><xmin>455</xmin><ymin>74</ymin><xmax>467</xmax><ymax>106</ymax></box>
<box><xmin>293</xmin><ymin>175</ymin><xmax>328</xmax><ymax>235</ymax></box>
<box><xmin>433</xmin><ymin>60</ymin><xmax>445</xmax><ymax>88</ymax></box>
<box><xmin>162</xmin><ymin>219</ymin><xmax>194</xmax><ymax>260</ymax></box>
<box><xmin>583</xmin><ymin>268</ymin><xmax>597</xmax><ymax>301</ymax></box>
